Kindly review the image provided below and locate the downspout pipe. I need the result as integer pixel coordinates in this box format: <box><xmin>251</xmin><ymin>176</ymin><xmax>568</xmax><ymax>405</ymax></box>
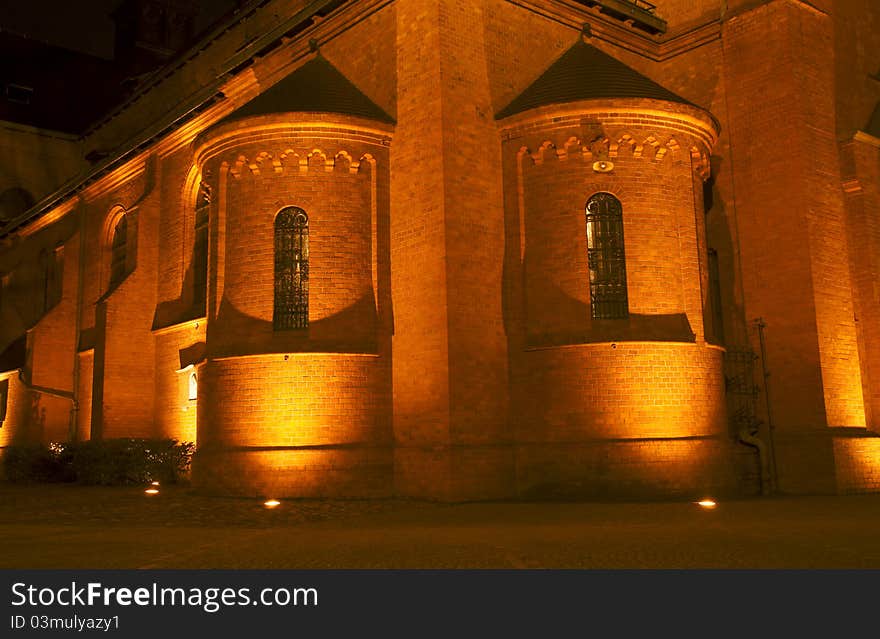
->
<box><xmin>16</xmin><ymin>368</ymin><xmax>75</xmax><ymax>401</ymax></box>
<box><xmin>738</xmin><ymin>427</ymin><xmax>772</xmax><ymax>496</ymax></box>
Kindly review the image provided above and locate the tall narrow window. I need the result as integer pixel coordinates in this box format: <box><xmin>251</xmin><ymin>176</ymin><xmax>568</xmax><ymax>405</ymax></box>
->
<box><xmin>585</xmin><ymin>193</ymin><xmax>628</xmax><ymax>320</ymax></box>
<box><xmin>274</xmin><ymin>207</ymin><xmax>309</xmax><ymax>330</ymax></box>
<box><xmin>0</xmin><ymin>378</ymin><xmax>8</xmax><ymax>425</ymax></box>
<box><xmin>708</xmin><ymin>248</ymin><xmax>725</xmax><ymax>345</ymax></box>
<box><xmin>188</xmin><ymin>372</ymin><xmax>198</xmax><ymax>401</ymax></box>
<box><xmin>109</xmin><ymin>215</ymin><xmax>128</xmax><ymax>287</ymax></box>
<box><xmin>193</xmin><ymin>181</ymin><xmax>210</xmax><ymax>310</ymax></box>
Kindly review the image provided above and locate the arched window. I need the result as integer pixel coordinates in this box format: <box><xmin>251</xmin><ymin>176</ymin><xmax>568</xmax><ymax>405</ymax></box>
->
<box><xmin>585</xmin><ymin>193</ymin><xmax>628</xmax><ymax>320</ymax></box>
<box><xmin>109</xmin><ymin>215</ymin><xmax>128</xmax><ymax>287</ymax></box>
<box><xmin>274</xmin><ymin>207</ymin><xmax>309</xmax><ymax>330</ymax></box>
<box><xmin>193</xmin><ymin>180</ymin><xmax>211</xmax><ymax>310</ymax></box>
<box><xmin>188</xmin><ymin>372</ymin><xmax>198</xmax><ymax>401</ymax></box>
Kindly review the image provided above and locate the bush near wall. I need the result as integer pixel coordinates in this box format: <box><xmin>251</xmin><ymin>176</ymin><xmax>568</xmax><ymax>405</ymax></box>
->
<box><xmin>1</xmin><ymin>439</ymin><xmax>194</xmax><ymax>485</ymax></box>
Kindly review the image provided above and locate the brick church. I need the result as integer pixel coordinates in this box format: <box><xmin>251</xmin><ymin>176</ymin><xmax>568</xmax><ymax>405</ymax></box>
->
<box><xmin>1</xmin><ymin>0</ymin><xmax>879</xmax><ymax>499</ymax></box>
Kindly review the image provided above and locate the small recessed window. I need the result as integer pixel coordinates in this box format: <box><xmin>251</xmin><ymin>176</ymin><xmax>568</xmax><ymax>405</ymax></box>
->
<box><xmin>188</xmin><ymin>372</ymin><xmax>197</xmax><ymax>401</ymax></box>
<box><xmin>5</xmin><ymin>84</ymin><xmax>33</xmax><ymax>105</ymax></box>
<box><xmin>0</xmin><ymin>378</ymin><xmax>8</xmax><ymax>425</ymax></box>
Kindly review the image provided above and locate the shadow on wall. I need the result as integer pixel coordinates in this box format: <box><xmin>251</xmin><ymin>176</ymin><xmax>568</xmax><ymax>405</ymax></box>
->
<box><xmin>0</xmin><ymin>188</ymin><xmax>35</xmax><ymax>226</ymax></box>
<box><xmin>151</xmin><ymin>203</ymin><xmax>206</xmax><ymax>330</ymax></box>
<box><xmin>525</xmin><ymin>310</ymin><xmax>696</xmax><ymax>347</ymax></box>
<box><xmin>706</xmin><ymin>154</ymin><xmax>746</xmax><ymax>346</ymax></box>
<box><xmin>211</xmin><ymin>292</ymin><xmax>379</xmax><ymax>356</ymax></box>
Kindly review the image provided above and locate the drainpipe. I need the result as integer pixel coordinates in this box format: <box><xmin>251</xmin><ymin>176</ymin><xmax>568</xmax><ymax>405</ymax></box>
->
<box><xmin>16</xmin><ymin>369</ymin><xmax>75</xmax><ymax>402</ymax></box>
<box><xmin>14</xmin><ymin>368</ymin><xmax>75</xmax><ymax>444</ymax></box>
<box><xmin>70</xmin><ymin>200</ymin><xmax>86</xmax><ymax>442</ymax></box>
<box><xmin>738</xmin><ymin>426</ymin><xmax>771</xmax><ymax>496</ymax></box>
<box><xmin>754</xmin><ymin>317</ymin><xmax>779</xmax><ymax>492</ymax></box>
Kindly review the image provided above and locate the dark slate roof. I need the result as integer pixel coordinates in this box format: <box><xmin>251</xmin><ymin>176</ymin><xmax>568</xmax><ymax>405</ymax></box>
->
<box><xmin>220</xmin><ymin>55</ymin><xmax>394</xmax><ymax>124</ymax></box>
<box><xmin>867</xmin><ymin>102</ymin><xmax>880</xmax><ymax>138</ymax></box>
<box><xmin>496</xmin><ymin>40</ymin><xmax>693</xmax><ymax>120</ymax></box>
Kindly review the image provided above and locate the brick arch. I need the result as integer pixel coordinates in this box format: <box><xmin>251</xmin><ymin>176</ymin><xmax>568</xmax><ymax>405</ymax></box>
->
<box><xmin>356</xmin><ymin>152</ymin><xmax>376</xmax><ymax>175</ymax></box>
<box><xmin>102</xmin><ymin>204</ymin><xmax>128</xmax><ymax>248</ymax></box>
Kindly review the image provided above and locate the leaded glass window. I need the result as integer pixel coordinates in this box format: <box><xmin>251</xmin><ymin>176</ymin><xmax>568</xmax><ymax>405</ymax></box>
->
<box><xmin>274</xmin><ymin>207</ymin><xmax>309</xmax><ymax>330</ymax></box>
<box><xmin>193</xmin><ymin>181</ymin><xmax>210</xmax><ymax>310</ymax></box>
<box><xmin>109</xmin><ymin>215</ymin><xmax>128</xmax><ymax>288</ymax></box>
<box><xmin>585</xmin><ymin>193</ymin><xmax>628</xmax><ymax>320</ymax></box>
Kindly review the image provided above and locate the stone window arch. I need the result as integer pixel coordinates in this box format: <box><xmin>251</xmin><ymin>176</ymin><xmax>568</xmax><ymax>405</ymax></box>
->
<box><xmin>585</xmin><ymin>192</ymin><xmax>628</xmax><ymax>320</ymax></box>
<box><xmin>273</xmin><ymin>207</ymin><xmax>309</xmax><ymax>330</ymax></box>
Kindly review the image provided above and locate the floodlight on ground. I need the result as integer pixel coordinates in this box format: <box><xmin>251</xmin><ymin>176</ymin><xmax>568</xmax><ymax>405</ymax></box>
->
<box><xmin>264</xmin><ymin>499</ymin><xmax>281</xmax><ymax>509</ymax></box>
<box><xmin>145</xmin><ymin>488</ymin><xmax>159</xmax><ymax>495</ymax></box>
<box><xmin>696</xmin><ymin>499</ymin><xmax>717</xmax><ymax>509</ymax></box>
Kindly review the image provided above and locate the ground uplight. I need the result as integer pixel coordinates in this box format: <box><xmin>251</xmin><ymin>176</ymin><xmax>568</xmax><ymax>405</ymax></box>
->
<box><xmin>264</xmin><ymin>499</ymin><xmax>281</xmax><ymax>509</ymax></box>
<box><xmin>696</xmin><ymin>499</ymin><xmax>717</xmax><ymax>509</ymax></box>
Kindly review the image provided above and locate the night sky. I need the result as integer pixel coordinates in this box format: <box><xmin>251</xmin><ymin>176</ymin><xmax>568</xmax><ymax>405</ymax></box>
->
<box><xmin>0</xmin><ymin>0</ymin><xmax>236</xmax><ymax>60</ymax></box>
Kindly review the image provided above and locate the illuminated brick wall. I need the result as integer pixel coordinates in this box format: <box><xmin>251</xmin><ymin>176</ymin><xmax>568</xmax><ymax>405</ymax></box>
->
<box><xmin>153</xmin><ymin>322</ymin><xmax>204</xmax><ymax>444</ymax></box>
<box><xmin>191</xmin><ymin>113</ymin><xmax>393</xmax><ymax>496</ymax></box>
<box><xmin>197</xmin><ymin>114</ymin><xmax>389</xmax><ymax>356</ymax></box>
<box><xmin>0</xmin><ymin>372</ymin><xmax>28</xmax><ymax>450</ymax></box>
<box><xmin>498</xmin><ymin>98</ymin><xmax>731</xmax><ymax>496</ymax></box>
<box><xmin>75</xmin><ymin>352</ymin><xmax>93</xmax><ymax>442</ymax></box>
<box><xmin>2</xmin><ymin>0</ymin><xmax>879</xmax><ymax>498</ymax></box>
<box><xmin>67</xmin><ymin>169</ymin><xmax>160</xmax><ymax>441</ymax></box>
<box><xmin>512</xmin><ymin>342</ymin><xmax>733</xmax><ymax>496</ymax></box>
<box><xmin>841</xmin><ymin>139</ymin><xmax>880</xmax><ymax>431</ymax></box>
<box><xmin>390</xmin><ymin>0</ymin><xmax>455</xmax><ymax>496</ymax></box>
<box><xmin>516</xmin><ymin>343</ymin><xmax>725</xmax><ymax>441</ymax></box>
<box><xmin>195</xmin><ymin>354</ymin><xmax>392</xmax><ymax>497</ymax></box>
<box><xmin>502</xmin><ymin>99</ymin><xmax>716</xmax><ymax>345</ymax></box>
<box><xmin>724</xmin><ymin>1</ymin><xmax>866</xmax><ymax>434</ymax></box>
<box><xmin>834</xmin><ymin>433</ymin><xmax>880</xmax><ymax>494</ymax></box>
<box><xmin>27</xmin><ymin>230</ymin><xmax>79</xmax><ymax>443</ymax></box>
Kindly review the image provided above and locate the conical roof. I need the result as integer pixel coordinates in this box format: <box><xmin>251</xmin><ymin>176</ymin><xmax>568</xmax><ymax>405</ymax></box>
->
<box><xmin>496</xmin><ymin>40</ymin><xmax>692</xmax><ymax>120</ymax></box>
<box><xmin>221</xmin><ymin>55</ymin><xmax>394</xmax><ymax>124</ymax></box>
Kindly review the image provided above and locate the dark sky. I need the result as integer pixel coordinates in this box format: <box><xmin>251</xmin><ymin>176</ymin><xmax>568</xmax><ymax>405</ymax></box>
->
<box><xmin>0</xmin><ymin>0</ymin><xmax>236</xmax><ymax>60</ymax></box>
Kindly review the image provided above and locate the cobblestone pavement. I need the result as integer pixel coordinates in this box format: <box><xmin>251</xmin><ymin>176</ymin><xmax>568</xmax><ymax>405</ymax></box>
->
<box><xmin>2</xmin><ymin>484</ymin><xmax>880</xmax><ymax>568</ymax></box>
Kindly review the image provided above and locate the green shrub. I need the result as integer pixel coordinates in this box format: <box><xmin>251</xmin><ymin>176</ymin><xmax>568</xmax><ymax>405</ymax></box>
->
<box><xmin>1</xmin><ymin>444</ymin><xmax>75</xmax><ymax>483</ymax></box>
<box><xmin>1</xmin><ymin>439</ymin><xmax>194</xmax><ymax>485</ymax></box>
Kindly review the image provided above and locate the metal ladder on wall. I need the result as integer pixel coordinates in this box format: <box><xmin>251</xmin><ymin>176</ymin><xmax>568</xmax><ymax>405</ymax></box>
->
<box><xmin>723</xmin><ymin>347</ymin><xmax>773</xmax><ymax>494</ymax></box>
